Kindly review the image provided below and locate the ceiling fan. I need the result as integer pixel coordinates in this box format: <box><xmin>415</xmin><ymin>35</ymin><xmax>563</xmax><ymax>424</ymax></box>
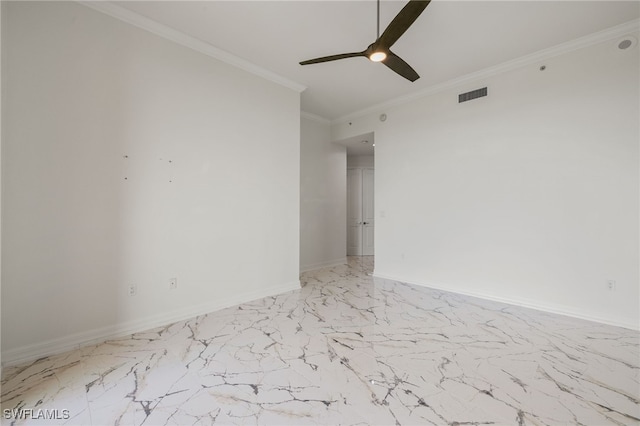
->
<box><xmin>299</xmin><ymin>0</ymin><xmax>431</xmax><ymax>82</ymax></box>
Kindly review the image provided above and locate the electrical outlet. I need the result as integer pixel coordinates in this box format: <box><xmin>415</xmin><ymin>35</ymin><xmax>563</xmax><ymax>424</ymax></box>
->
<box><xmin>128</xmin><ymin>284</ymin><xmax>137</xmax><ymax>297</ymax></box>
<box><xmin>169</xmin><ymin>278</ymin><xmax>177</xmax><ymax>290</ymax></box>
<box><xmin>606</xmin><ymin>280</ymin><xmax>616</xmax><ymax>291</ymax></box>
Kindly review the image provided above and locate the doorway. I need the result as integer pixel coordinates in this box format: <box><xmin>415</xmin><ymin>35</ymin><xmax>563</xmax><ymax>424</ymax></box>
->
<box><xmin>333</xmin><ymin>131</ymin><xmax>375</xmax><ymax>258</ymax></box>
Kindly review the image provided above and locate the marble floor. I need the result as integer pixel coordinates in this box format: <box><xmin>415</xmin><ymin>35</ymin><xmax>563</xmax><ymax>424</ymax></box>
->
<box><xmin>2</xmin><ymin>257</ymin><xmax>639</xmax><ymax>425</ymax></box>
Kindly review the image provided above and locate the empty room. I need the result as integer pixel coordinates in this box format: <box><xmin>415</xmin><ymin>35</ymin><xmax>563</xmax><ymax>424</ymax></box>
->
<box><xmin>1</xmin><ymin>0</ymin><xmax>639</xmax><ymax>424</ymax></box>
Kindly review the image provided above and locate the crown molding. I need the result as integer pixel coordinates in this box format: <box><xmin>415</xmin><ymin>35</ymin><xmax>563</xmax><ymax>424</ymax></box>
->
<box><xmin>333</xmin><ymin>18</ymin><xmax>640</xmax><ymax>124</ymax></box>
<box><xmin>301</xmin><ymin>111</ymin><xmax>331</xmax><ymax>125</ymax></box>
<box><xmin>77</xmin><ymin>1</ymin><xmax>306</xmax><ymax>94</ymax></box>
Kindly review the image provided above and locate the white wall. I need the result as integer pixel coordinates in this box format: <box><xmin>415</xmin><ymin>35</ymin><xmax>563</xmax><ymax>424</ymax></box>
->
<box><xmin>300</xmin><ymin>115</ymin><xmax>347</xmax><ymax>272</ymax></box>
<box><xmin>333</xmin><ymin>32</ymin><xmax>639</xmax><ymax>329</ymax></box>
<box><xmin>2</xmin><ymin>1</ymin><xmax>301</xmax><ymax>364</ymax></box>
<box><xmin>347</xmin><ymin>155</ymin><xmax>374</xmax><ymax>169</ymax></box>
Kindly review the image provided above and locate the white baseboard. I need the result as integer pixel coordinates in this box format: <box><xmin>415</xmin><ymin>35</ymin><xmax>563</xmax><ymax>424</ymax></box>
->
<box><xmin>1</xmin><ymin>280</ymin><xmax>300</xmax><ymax>367</ymax></box>
<box><xmin>300</xmin><ymin>257</ymin><xmax>347</xmax><ymax>273</ymax></box>
<box><xmin>373</xmin><ymin>271</ymin><xmax>639</xmax><ymax>332</ymax></box>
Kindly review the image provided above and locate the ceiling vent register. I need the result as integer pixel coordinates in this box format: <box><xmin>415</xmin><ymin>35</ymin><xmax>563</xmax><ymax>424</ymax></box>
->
<box><xmin>459</xmin><ymin>87</ymin><xmax>488</xmax><ymax>103</ymax></box>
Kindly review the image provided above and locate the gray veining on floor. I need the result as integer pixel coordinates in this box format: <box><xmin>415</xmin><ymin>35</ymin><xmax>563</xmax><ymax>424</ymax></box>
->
<box><xmin>2</xmin><ymin>256</ymin><xmax>639</xmax><ymax>425</ymax></box>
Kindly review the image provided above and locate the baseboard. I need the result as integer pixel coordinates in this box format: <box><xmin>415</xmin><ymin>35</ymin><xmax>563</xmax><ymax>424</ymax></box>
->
<box><xmin>1</xmin><ymin>280</ymin><xmax>300</xmax><ymax>367</ymax></box>
<box><xmin>300</xmin><ymin>257</ymin><xmax>347</xmax><ymax>273</ymax></box>
<box><xmin>373</xmin><ymin>271</ymin><xmax>639</xmax><ymax>332</ymax></box>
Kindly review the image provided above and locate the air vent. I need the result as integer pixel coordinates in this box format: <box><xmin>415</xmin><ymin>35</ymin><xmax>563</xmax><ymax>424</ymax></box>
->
<box><xmin>459</xmin><ymin>87</ymin><xmax>487</xmax><ymax>103</ymax></box>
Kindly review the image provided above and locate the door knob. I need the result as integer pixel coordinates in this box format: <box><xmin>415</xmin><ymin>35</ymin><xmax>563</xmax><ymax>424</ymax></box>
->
<box><xmin>363</xmin><ymin>222</ymin><xmax>369</xmax><ymax>225</ymax></box>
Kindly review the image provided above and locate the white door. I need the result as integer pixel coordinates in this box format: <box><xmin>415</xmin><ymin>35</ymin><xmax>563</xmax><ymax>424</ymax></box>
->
<box><xmin>362</xmin><ymin>168</ymin><xmax>375</xmax><ymax>256</ymax></box>
<box><xmin>347</xmin><ymin>168</ymin><xmax>374</xmax><ymax>256</ymax></box>
<box><xmin>347</xmin><ymin>169</ymin><xmax>363</xmax><ymax>256</ymax></box>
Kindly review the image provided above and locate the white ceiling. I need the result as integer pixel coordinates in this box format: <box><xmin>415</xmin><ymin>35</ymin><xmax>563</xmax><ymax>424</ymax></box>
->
<box><xmin>113</xmin><ymin>1</ymin><xmax>639</xmax><ymax>121</ymax></box>
<box><xmin>335</xmin><ymin>132</ymin><xmax>376</xmax><ymax>156</ymax></box>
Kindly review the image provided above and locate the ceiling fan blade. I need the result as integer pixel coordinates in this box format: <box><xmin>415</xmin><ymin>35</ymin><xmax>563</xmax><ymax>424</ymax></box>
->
<box><xmin>300</xmin><ymin>51</ymin><xmax>367</xmax><ymax>65</ymax></box>
<box><xmin>377</xmin><ymin>0</ymin><xmax>430</xmax><ymax>49</ymax></box>
<box><xmin>382</xmin><ymin>51</ymin><xmax>420</xmax><ymax>82</ymax></box>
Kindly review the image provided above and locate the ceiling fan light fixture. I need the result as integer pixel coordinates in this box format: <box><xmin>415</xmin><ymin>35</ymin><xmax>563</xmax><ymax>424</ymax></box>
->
<box><xmin>369</xmin><ymin>51</ymin><xmax>387</xmax><ymax>62</ymax></box>
<box><xmin>299</xmin><ymin>0</ymin><xmax>430</xmax><ymax>82</ymax></box>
